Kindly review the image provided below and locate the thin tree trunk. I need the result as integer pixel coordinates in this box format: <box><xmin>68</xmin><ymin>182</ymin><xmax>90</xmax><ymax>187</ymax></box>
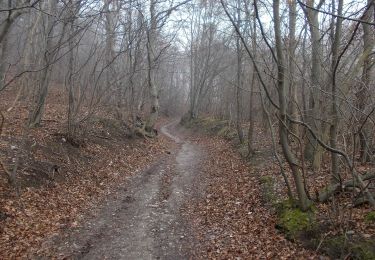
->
<box><xmin>302</xmin><ymin>0</ymin><xmax>324</xmax><ymax>171</ymax></box>
<box><xmin>357</xmin><ymin>0</ymin><xmax>374</xmax><ymax>163</ymax></box>
<box><xmin>0</xmin><ymin>2</ymin><xmax>26</xmax><ymax>91</ymax></box>
<box><xmin>66</xmin><ymin>0</ymin><xmax>82</xmax><ymax>139</ymax></box>
<box><xmin>274</xmin><ymin>0</ymin><xmax>311</xmax><ymax>211</ymax></box>
<box><xmin>145</xmin><ymin>0</ymin><xmax>159</xmax><ymax>133</ymax></box>
<box><xmin>329</xmin><ymin>0</ymin><xmax>343</xmax><ymax>184</ymax></box>
<box><xmin>247</xmin><ymin>7</ymin><xmax>257</xmax><ymax>156</ymax></box>
<box><xmin>288</xmin><ymin>0</ymin><xmax>298</xmax><ymax>135</ymax></box>
<box><xmin>235</xmin><ymin>0</ymin><xmax>244</xmax><ymax>143</ymax></box>
<box><xmin>29</xmin><ymin>0</ymin><xmax>60</xmax><ymax>127</ymax></box>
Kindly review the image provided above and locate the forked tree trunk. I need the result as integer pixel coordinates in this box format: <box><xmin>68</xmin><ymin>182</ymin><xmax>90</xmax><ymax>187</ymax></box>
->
<box><xmin>29</xmin><ymin>0</ymin><xmax>60</xmax><ymax>127</ymax></box>
<box><xmin>274</xmin><ymin>0</ymin><xmax>311</xmax><ymax>211</ymax></box>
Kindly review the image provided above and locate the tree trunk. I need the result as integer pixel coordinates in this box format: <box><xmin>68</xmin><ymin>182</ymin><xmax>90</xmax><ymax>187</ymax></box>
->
<box><xmin>235</xmin><ymin>0</ymin><xmax>244</xmax><ymax>144</ymax></box>
<box><xmin>274</xmin><ymin>0</ymin><xmax>311</xmax><ymax>211</ymax></box>
<box><xmin>356</xmin><ymin>0</ymin><xmax>374</xmax><ymax>163</ymax></box>
<box><xmin>329</xmin><ymin>0</ymin><xmax>343</xmax><ymax>184</ymax></box>
<box><xmin>302</xmin><ymin>0</ymin><xmax>324</xmax><ymax>171</ymax></box>
<box><xmin>66</xmin><ymin>0</ymin><xmax>82</xmax><ymax>138</ymax></box>
<box><xmin>145</xmin><ymin>0</ymin><xmax>159</xmax><ymax>133</ymax></box>
<box><xmin>247</xmin><ymin>8</ymin><xmax>257</xmax><ymax>156</ymax></box>
<box><xmin>288</xmin><ymin>0</ymin><xmax>298</xmax><ymax>136</ymax></box>
<box><xmin>29</xmin><ymin>0</ymin><xmax>60</xmax><ymax>127</ymax></box>
<box><xmin>0</xmin><ymin>1</ymin><xmax>26</xmax><ymax>91</ymax></box>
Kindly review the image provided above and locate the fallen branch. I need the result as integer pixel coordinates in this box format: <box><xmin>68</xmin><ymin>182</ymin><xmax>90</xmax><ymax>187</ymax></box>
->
<box><xmin>318</xmin><ymin>172</ymin><xmax>375</xmax><ymax>202</ymax></box>
<box><xmin>287</xmin><ymin>116</ymin><xmax>375</xmax><ymax>207</ymax></box>
<box><xmin>353</xmin><ymin>195</ymin><xmax>375</xmax><ymax>207</ymax></box>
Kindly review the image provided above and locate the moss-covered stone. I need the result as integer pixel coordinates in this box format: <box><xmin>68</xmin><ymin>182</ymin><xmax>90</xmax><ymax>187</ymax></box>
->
<box><xmin>279</xmin><ymin>209</ymin><xmax>315</xmax><ymax>238</ymax></box>
<box><xmin>275</xmin><ymin>199</ymin><xmax>316</xmax><ymax>240</ymax></box>
<box><xmin>365</xmin><ymin>211</ymin><xmax>375</xmax><ymax>223</ymax></box>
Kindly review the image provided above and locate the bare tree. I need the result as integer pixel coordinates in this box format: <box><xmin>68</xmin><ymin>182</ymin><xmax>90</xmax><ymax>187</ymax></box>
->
<box><xmin>28</xmin><ymin>0</ymin><xmax>65</xmax><ymax>127</ymax></box>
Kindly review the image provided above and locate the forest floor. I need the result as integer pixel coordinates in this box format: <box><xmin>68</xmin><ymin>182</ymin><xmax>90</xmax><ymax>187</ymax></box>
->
<box><xmin>1</xmin><ymin>87</ymin><xmax>374</xmax><ymax>259</ymax></box>
<box><xmin>35</xmin><ymin>120</ymin><xmax>203</xmax><ymax>259</ymax></box>
<box><xmin>181</xmin><ymin>124</ymin><xmax>319</xmax><ymax>259</ymax></box>
<box><xmin>0</xmin><ymin>87</ymin><xmax>173</xmax><ymax>258</ymax></box>
<box><xmin>33</xmin><ymin>120</ymin><xmax>318</xmax><ymax>259</ymax></box>
<box><xmin>182</xmin><ymin>118</ymin><xmax>375</xmax><ymax>259</ymax></box>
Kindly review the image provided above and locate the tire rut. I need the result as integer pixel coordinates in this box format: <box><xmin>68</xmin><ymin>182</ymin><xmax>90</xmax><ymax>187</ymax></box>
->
<box><xmin>43</xmin><ymin>121</ymin><xmax>203</xmax><ymax>260</ymax></box>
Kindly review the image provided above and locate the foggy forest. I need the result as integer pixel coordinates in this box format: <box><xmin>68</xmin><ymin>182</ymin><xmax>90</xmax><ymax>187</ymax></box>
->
<box><xmin>0</xmin><ymin>0</ymin><xmax>375</xmax><ymax>259</ymax></box>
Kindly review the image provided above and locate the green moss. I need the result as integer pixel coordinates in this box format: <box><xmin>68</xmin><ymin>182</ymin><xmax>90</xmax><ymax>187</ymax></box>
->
<box><xmin>365</xmin><ymin>211</ymin><xmax>375</xmax><ymax>223</ymax></box>
<box><xmin>275</xmin><ymin>199</ymin><xmax>295</xmax><ymax>213</ymax></box>
<box><xmin>275</xmin><ymin>200</ymin><xmax>316</xmax><ymax>240</ymax></box>
<box><xmin>260</xmin><ymin>175</ymin><xmax>273</xmax><ymax>184</ymax></box>
<box><xmin>322</xmin><ymin>235</ymin><xmax>346</xmax><ymax>257</ymax></box>
<box><xmin>280</xmin><ymin>209</ymin><xmax>315</xmax><ymax>237</ymax></box>
<box><xmin>320</xmin><ymin>235</ymin><xmax>375</xmax><ymax>259</ymax></box>
<box><xmin>351</xmin><ymin>241</ymin><xmax>375</xmax><ymax>260</ymax></box>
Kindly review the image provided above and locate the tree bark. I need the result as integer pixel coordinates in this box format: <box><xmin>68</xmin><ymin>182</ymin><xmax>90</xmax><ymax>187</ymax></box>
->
<box><xmin>356</xmin><ymin>0</ymin><xmax>374</xmax><ymax>163</ymax></box>
<box><xmin>145</xmin><ymin>0</ymin><xmax>159</xmax><ymax>133</ymax></box>
<box><xmin>273</xmin><ymin>0</ymin><xmax>311</xmax><ymax>211</ymax></box>
<box><xmin>0</xmin><ymin>1</ymin><xmax>28</xmax><ymax>91</ymax></box>
<box><xmin>288</xmin><ymin>0</ymin><xmax>298</xmax><ymax>136</ymax></box>
<box><xmin>235</xmin><ymin>0</ymin><xmax>244</xmax><ymax>144</ymax></box>
<box><xmin>329</xmin><ymin>0</ymin><xmax>343</xmax><ymax>184</ymax></box>
<box><xmin>301</xmin><ymin>0</ymin><xmax>324</xmax><ymax>171</ymax></box>
<box><xmin>29</xmin><ymin>0</ymin><xmax>61</xmax><ymax>127</ymax></box>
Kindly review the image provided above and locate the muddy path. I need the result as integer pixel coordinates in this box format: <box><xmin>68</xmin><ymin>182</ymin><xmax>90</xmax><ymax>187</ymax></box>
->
<box><xmin>42</xmin><ymin>120</ymin><xmax>203</xmax><ymax>259</ymax></box>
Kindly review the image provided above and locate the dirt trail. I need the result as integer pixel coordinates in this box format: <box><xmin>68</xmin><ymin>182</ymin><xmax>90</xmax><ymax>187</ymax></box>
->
<box><xmin>44</xmin><ymin>120</ymin><xmax>202</xmax><ymax>259</ymax></box>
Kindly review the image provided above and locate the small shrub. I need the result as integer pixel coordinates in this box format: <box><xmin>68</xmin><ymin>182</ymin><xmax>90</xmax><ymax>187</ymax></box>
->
<box><xmin>322</xmin><ymin>236</ymin><xmax>375</xmax><ymax>260</ymax></box>
<box><xmin>364</xmin><ymin>211</ymin><xmax>375</xmax><ymax>223</ymax></box>
<box><xmin>351</xmin><ymin>241</ymin><xmax>375</xmax><ymax>260</ymax></box>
